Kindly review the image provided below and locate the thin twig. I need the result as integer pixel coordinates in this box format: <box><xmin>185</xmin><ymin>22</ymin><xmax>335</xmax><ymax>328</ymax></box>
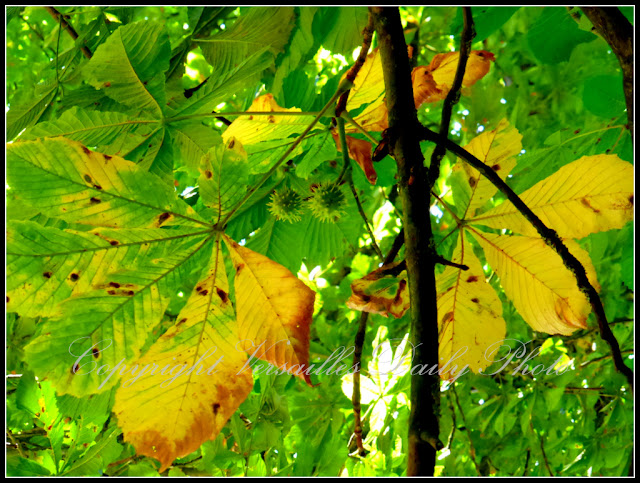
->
<box><xmin>44</xmin><ymin>7</ymin><xmax>92</xmax><ymax>59</ymax></box>
<box><xmin>435</xmin><ymin>255</ymin><xmax>468</xmax><ymax>271</ymax></box>
<box><xmin>350</xmin><ymin>311</ymin><xmax>369</xmax><ymax>457</ymax></box>
<box><xmin>580</xmin><ymin>349</ymin><xmax>634</xmax><ymax>368</ymax></box>
<box><xmin>335</xmin><ymin>13</ymin><xmax>375</xmax><ymax>118</ymax></box>
<box><xmin>384</xmin><ymin>230</ymin><xmax>405</xmax><ymax>264</ymax></box>
<box><xmin>451</xmin><ymin>385</ymin><xmax>482</xmax><ymax>475</ymax></box>
<box><xmin>445</xmin><ymin>391</ymin><xmax>457</xmax><ymax>450</ymax></box>
<box><xmin>349</xmin><ymin>175</ymin><xmax>384</xmax><ymax>261</ymax></box>
<box><xmin>419</xmin><ymin>126</ymin><xmax>634</xmax><ymax>391</ymax></box>
<box><xmin>427</xmin><ymin>7</ymin><xmax>475</xmax><ymax>189</ymax></box>
<box><xmin>337</xmin><ymin>116</ymin><xmax>384</xmax><ymax>260</ymax></box>
<box><xmin>530</xmin><ymin>420</ymin><xmax>554</xmax><ymax>476</ymax></box>
<box><xmin>349</xmin><ymin>215</ymin><xmax>405</xmax><ymax>457</ymax></box>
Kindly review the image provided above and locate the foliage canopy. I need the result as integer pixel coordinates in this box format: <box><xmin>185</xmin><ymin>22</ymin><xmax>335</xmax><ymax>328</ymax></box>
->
<box><xmin>6</xmin><ymin>6</ymin><xmax>634</xmax><ymax>477</ymax></box>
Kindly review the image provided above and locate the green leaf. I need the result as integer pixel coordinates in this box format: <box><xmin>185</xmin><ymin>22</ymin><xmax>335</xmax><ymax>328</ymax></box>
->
<box><xmin>312</xmin><ymin>8</ymin><xmax>370</xmax><ymax>56</ymax></box>
<box><xmin>246</xmin><ymin>217</ymin><xmax>304</xmax><ymax>273</ymax></box>
<box><xmin>84</xmin><ymin>21</ymin><xmax>171</xmax><ymax>117</ymax></box>
<box><xmin>22</xmin><ymin>230</ymin><xmax>213</xmax><ymax>395</ymax></box>
<box><xmin>7</xmin><ymin>137</ymin><xmax>207</xmax><ymax>229</ymax></box>
<box><xmin>21</xmin><ymin>106</ymin><xmax>158</xmax><ymax>157</ymax></box>
<box><xmin>197</xmin><ymin>7</ymin><xmax>295</xmax><ymax>74</ymax></box>
<box><xmin>295</xmin><ymin>131</ymin><xmax>338</xmax><ymax>179</ymax></box>
<box><xmin>197</xmin><ymin>138</ymin><xmax>249</xmax><ymax>222</ymax></box>
<box><xmin>582</xmin><ymin>74</ymin><xmax>626</xmax><ymax>119</ymax></box>
<box><xmin>7</xmin><ymin>78</ymin><xmax>58</xmax><ymax>141</ymax></box>
<box><xmin>527</xmin><ymin>8</ymin><xmax>594</xmax><ymax>64</ymax></box>
<box><xmin>451</xmin><ymin>7</ymin><xmax>520</xmax><ymax>43</ymax></box>
<box><xmin>271</xmin><ymin>7</ymin><xmax>318</xmax><ymax>101</ymax></box>
<box><xmin>170</xmin><ymin>121</ymin><xmax>223</xmax><ymax>177</ymax></box>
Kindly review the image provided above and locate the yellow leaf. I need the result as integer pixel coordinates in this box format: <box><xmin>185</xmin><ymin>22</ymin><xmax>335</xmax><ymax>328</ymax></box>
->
<box><xmin>413</xmin><ymin>50</ymin><xmax>495</xmax><ymax>108</ymax></box>
<box><xmin>222</xmin><ymin>93</ymin><xmax>315</xmax><ymax>145</ymax></box>
<box><xmin>469</xmin><ymin>155</ymin><xmax>634</xmax><ymax>238</ymax></box>
<box><xmin>430</xmin><ymin>50</ymin><xmax>495</xmax><ymax>91</ymax></box>
<box><xmin>114</xmin><ymin>239</ymin><xmax>253</xmax><ymax>471</ymax></box>
<box><xmin>350</xmin><ymin>101</ymin><xmax>389</xmax><ymax>132</ymax></box>
<box><xmin>346</xmin><ymin>261</ymin><xmax>410</xmax><ymax>318</ymax></box>
<box><xmin>469</xmin><ymin>230</ymin><xmax>600</xmax><ymax>335</ymax></box>
<box><xmin>412</xmin><ymin>65</ymin><xmax>446</xmax><ymax>107</ymax></box>
<box><xmin>450</xmin><ymin>119</ymin><xmax>522</xmax><ymax>218</ymax></box>
<box><xmin>224</xmin><ymin>235</ymin><xmax>315</xmax><ymax>385</ymax></box>
<box><xmin>436</xmin><ymin>234</ymin><xmax>506</xmax><ymax>380</ymax></box>
<box><xmin>345</xmin><ymin>48</ymin><xmax>385</xmax><ymax>113</ymax></box>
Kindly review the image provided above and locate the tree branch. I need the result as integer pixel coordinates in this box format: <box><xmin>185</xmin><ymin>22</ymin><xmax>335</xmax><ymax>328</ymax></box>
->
<box><xmin>427</xmin><ymin>6</ymin><xmax>475</xmax><ymax>189</ymax></box>
<box><xmin>371</xmin><ymin>7</ymin><xmax>441</xmax><ymax>476</ymax></box>
<box><xmin>335</xmin><ymin>13</ymin><xmax>375</xmax><ymax>118</ymax></box>
<box><xmin>419</xmin><ymin>126</ymin><xmax>634</xmax><ymax>391</ymax></box>
<box><xmin>44</xmin><ymin>7</ymin><xmax>92</xmax><ymax>59</ymax></box>
<box><xmin>580</xmin><ymin>7</ymin><xmax>633</xmax><ymax>142</ymax></box>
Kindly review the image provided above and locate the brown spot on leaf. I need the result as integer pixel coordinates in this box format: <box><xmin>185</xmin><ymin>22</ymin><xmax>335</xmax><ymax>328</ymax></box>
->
<box><xmin>6</xmin><ymin>296</ymin><xmax>9</xmax><ymax>303</ymax></box>
<box><xmin>491</xmin><ymin>164</ymin><xmax>500</xmax><ymax>171</ymax></box>
<box><xmin>228</xmin><ymin>139</ymin><xmax>235</xmax><ymax>149</ymax></box>
<box><xmin>82</xmin><ymin>146</ymin><xmax>92</xmax><ymax>155</ymax></box>
<box><xmin>93</xmin><ymin>184</ymin><xmax>103</xmax><ymax>190</ymax></box>
<box><xmin>70</xmin><ymin>273</ymin><xmax>79</xmax><ymax>281</ymax></box>
<box><xmin>92</xmin><ymin>347</ymin><xmax>99</xmax><ymax>359</ymax></box>
<box><xmin>83</xmin><ymin>174</ymin><xmax>92</xmax><ymax>183</ymax></box>
<box><xmin>213</xmin><ymin>403</ymin><xmax>221</xmax><ymax>414</ymax></box>
<box><xmin>216</xmin><ymin>288</ymin><xmax>228</xmax><ymax>303</ymax></box>
<box><xmin>108</xmin><ymin>290</ymin><xmax>116</xmax><ymax>295</ymax></box>
<box><xmin>43</xmin><ymin>272</ymin><xmax>52</xmax><ymax>279</ymax></box>
<box><xmin>574</xmin><ymin>129</ymin><xmax>580</xmax><ymax>134</ymax></box>
<box><xmin>441</xmin><ymin>311</ymin><xmax>454</xmax><ymax>325</ymax></box>
<box><xmin>205</xmin><ymin>170</ymin><xmax>213</xmax><ymax>179</ymax></box>
<box><xmin>104</xmin><ymin>82</ymin><xmax>111</xmax><ymax>88</ymax></box>
<box><xmin>200</xmin><ymin>289</ymin><xmax>209</xmax><ymax>296</ymax></box>
<box><xmin>110</xmin><ymin>240</ymin><xmax>119</xmax><ymax>246</ymax></box>
<box><xmin>466</xmin><ymin>275</ymin><xmax>479</xmax><ymax>283</ymax></box>
<box><xmin>158</xmin><ymin>212</ymin><xmax>171</xmax><ymax>224</ymax></box>
<box><xmin>104</xmin><ymin>154</ymin><xmax>112</xmax><ymax>161</ymax></box>
<box><xmin>90</xmin><ymin>197</ymin><xmax>101</xmax><ymax>204</ymax></box>
<box><xmin>128</xmin><ymin>290</ymin><xmax>135</xmax><ymax>296</ymax></box>
<box><xmin>471</xmin><ymin>298</ymin><xmax>480</xmax><ymax>303</ymax></box>
<box><xmin>580</xmin><ymin>197</ymin><xmax>600</xmax><ymax>213</ymax></box>
<box><xmin>235</xmin><ymin>263</ymin><xmax>244</xmax><ymax>274</ymax></box>
<box><xmin>469</xmin><ymin>177</ymin><xmax>477</xmax><ymax>187</ymax></box>
<box><xmin>109</xmin><ymin>282</ymin><xmax>120</xmax><ymax>288</ymax></box>
<box><xmin>178</xmin><ymin>318</ymin><xmax>187</xmax><ymax>325</ymax></box>
<box><xmin>629</xmin><ymin>195</ymin><xmax>634</xmax><ymax>206</ymax></box>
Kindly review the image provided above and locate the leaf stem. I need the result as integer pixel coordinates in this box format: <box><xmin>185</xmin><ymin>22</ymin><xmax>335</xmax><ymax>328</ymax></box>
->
<box><xmin>165</xmin><ymin>110</ymin><xmax>325</xmax><ymax>125</ymax></box>
<box><xmin>341</xmin><ymin>111</ymin><xmax>379</xmax><ymax>144</ymax></box>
